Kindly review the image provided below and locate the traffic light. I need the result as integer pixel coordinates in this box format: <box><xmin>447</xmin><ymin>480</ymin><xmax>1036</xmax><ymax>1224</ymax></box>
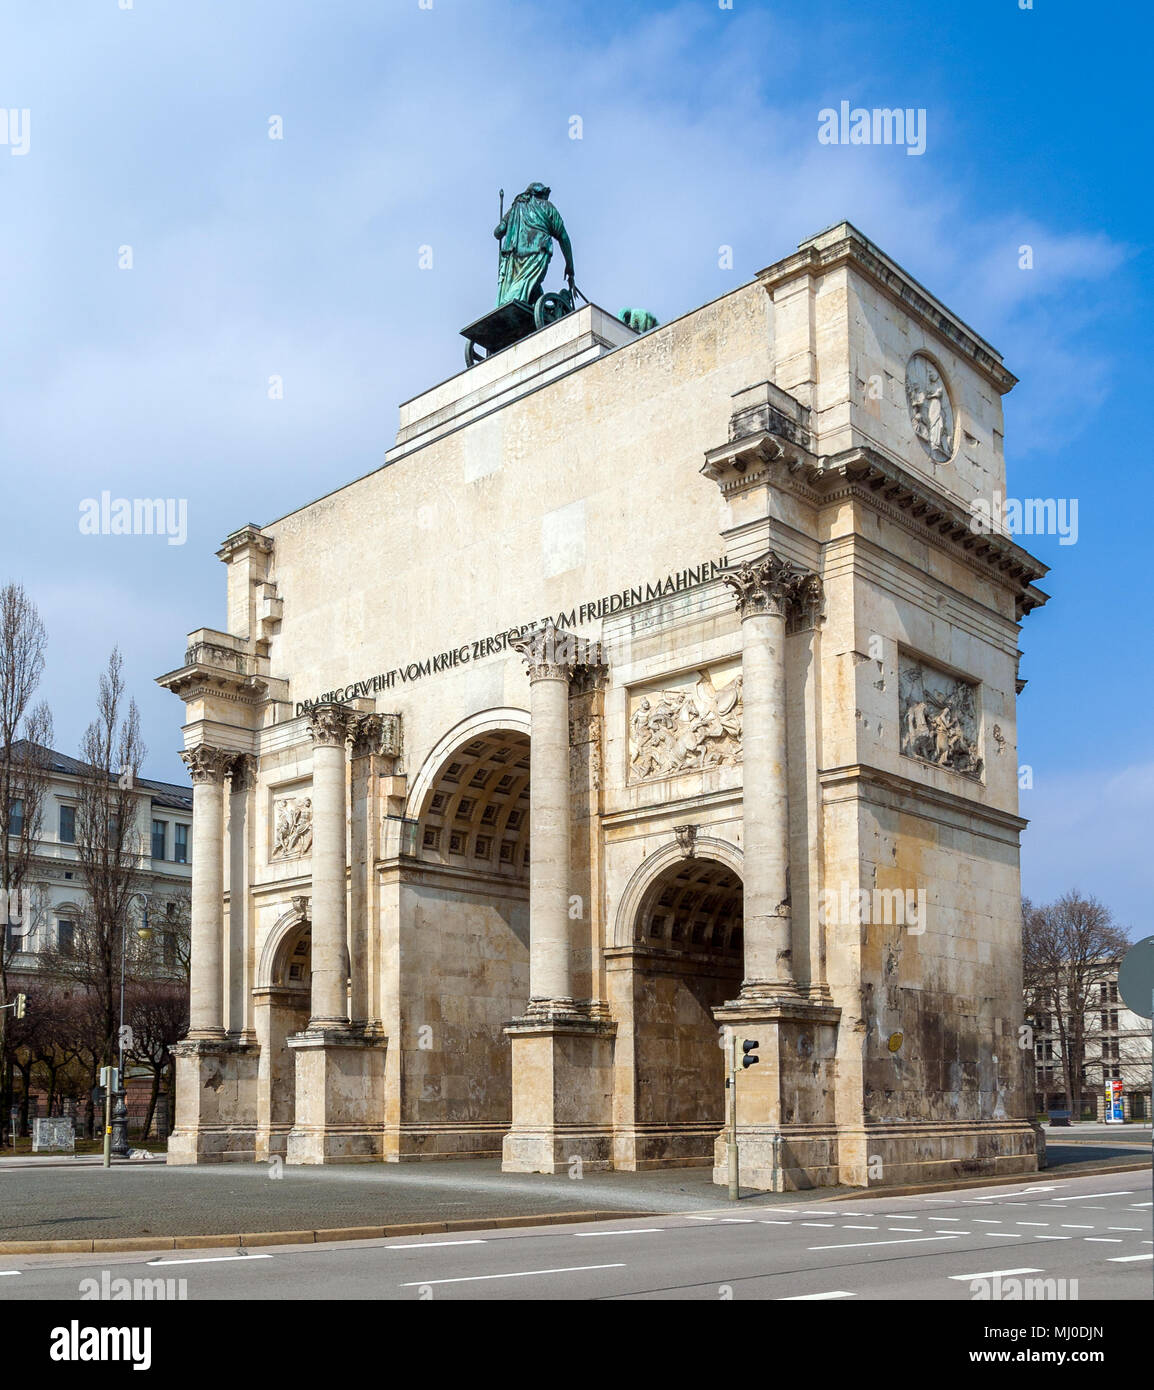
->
<box><xmin>13</xmin><ymin>993</ymin><xmax>26</xmax><ymax>1020</ymax></box>
<box><xmin>741</xmin><ymin>1038</ymin><xmax>760</xmax><ymax>1068</ymax></box>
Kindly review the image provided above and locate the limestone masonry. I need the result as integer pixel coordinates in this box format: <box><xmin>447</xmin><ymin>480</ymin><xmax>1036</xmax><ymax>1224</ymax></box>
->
<box><xmin>159</xmin><ymin>223</ymin><xmax>1049</xmax><ymax>1189</ymax></box>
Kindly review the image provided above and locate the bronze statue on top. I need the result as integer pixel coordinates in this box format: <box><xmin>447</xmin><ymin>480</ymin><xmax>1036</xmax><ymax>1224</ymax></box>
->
<box><xmin>494</xmin><ymin>182</ymin><xmax>575</xmax><ymax>310</ymax></box>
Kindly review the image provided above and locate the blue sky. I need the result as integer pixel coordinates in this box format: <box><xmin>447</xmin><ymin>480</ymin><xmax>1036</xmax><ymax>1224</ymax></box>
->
<box><xmin>0</xmin><ymin>0</ymin><xmax>1149</xmax><ymax>930</ymax></box>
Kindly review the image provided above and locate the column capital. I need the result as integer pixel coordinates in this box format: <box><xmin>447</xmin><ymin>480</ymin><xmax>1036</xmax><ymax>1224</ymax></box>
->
<box><xmin>180</xmin><ymin>745</ymin><xmax>233</xmax><ymax>784</ymax></box>
<box><xmin>512</xmin><ymin>621</ymin><xmax>603</xmax><ymax>683</ymax></box>
<box><xmin>306</xmin><ymin>701</ymin><xmax>355</xmax><ymax>748</ymax></box>
<box><xmin>722</xmin><ymin>551</ymin><xmax>823</xmax><ymax>626</ymax></box>
<box><xmin>228</xmin><ymin>752</ymin><xmax>258</xmax><ymax>792</ymax></box>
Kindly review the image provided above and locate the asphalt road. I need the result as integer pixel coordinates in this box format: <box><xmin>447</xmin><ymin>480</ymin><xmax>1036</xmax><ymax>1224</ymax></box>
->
<box><xmin>3</xmin><ymin>1169</ymin><xmax>1149</xmax><ymax>1300</ymax></box>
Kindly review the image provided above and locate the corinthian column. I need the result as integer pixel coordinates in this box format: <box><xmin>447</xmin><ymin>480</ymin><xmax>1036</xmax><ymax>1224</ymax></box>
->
<box><xmin>180</xmin><ymin>745</ymin><xmax>232</xmax><ymax>1038</ymax></box>
<box><xmin>512</xmin><ymin>622</ymin><xmax>585</xmax><ymax>1012</ymax></box>
<box><xmin>306</xmin><ymin>702</ymin><xmax>354</xmax><ymax>1029</ymax></box>
<box><xmin>723</xmin><ymin>552</ymin><xmax>820</xmax><ymax>998</ymax></box>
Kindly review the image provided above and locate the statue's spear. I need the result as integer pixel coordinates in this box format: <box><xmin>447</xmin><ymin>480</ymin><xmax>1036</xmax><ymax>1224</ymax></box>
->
<box><xmin>497</xmin><ymin>188</ymin><xmax>504</xmax><ymax>265</ymax></box>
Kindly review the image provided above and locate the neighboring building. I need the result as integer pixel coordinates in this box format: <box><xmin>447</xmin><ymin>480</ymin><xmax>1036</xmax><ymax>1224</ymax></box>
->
<box><xmin>159</xmin><ymin>222</ymin><xmax>1050</xmax><ymax>1190</ymax></box>
<box><xmin>1032</xmin><ymin>967</ymin><xmax>1151</xmax><ymax>1121</ymax></box>
<box><xmin>3</xmin><ymin>741</ymin><xmax>193</xmax><ymax>972</ymax></box>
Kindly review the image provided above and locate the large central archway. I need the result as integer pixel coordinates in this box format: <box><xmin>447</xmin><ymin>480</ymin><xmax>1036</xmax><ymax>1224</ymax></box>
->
<box><xmin>396</xmin><ymin>719</ymin><xmax>531</xmax><ymax>1158</ymax></box>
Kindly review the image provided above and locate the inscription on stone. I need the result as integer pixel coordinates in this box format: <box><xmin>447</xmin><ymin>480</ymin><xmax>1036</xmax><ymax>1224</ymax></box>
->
<box><xmin>32</xmin><ymin>1117</ymin><xmax>75</xmax><ymax>1152</ymax></box>
<box><xmin>899</xmin><ymin>654</ymin><xmax>983</xmax><ymax>778</ymax></box>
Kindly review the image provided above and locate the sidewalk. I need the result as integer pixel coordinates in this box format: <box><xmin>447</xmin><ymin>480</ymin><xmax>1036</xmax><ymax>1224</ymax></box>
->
<box><xmin>0</xmin><ymin>1137</ymin><xmax>1146</xmax><ymax>1251</ymax></box>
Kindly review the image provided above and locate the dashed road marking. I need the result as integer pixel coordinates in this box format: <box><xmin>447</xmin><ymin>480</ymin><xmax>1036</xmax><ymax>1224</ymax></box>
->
<box><xmin>399</xmin><ymin>1262</ymin><xmax>625</xmax><ymax>1287</ymax></box>
<box><xmin>148</xmin><ymin>1255</ymin><xmax>273</xmax><ymax>1266</ymax></box>
<box><xmin>949</xmin><ymin>1267</ymin><xmax>1042</xmax><ymax>1281</ymax></box>
<box><xmin>780</xmin><ymin>1290</ymin><xmax>856</xmax><ymax>1300</ymax></box>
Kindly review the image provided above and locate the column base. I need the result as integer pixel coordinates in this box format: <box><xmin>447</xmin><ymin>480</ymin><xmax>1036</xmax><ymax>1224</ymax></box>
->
<box><xmin>502</xmin><ymin>1012</ymin><xmax>616</xmax><ymax>1174</ymax></box>
<box><xmin>284</xmin><ymin>1028</ymin><xmax>388</xmax><ymax>1165</ymax></box>
<box><xmin>713</xmin><ymin>1125</ymin><xmax>841</xmax><ymax>1191</ymax></box>
<box><xmin>166</xmin><ymin>1039</ymin><xmax>259</xmax><ymax>1165</ymax></box>
<box><xmin>711</xmin><ymin>996</ymin><xmax>841</xmax><ymax>1192</ymax></box>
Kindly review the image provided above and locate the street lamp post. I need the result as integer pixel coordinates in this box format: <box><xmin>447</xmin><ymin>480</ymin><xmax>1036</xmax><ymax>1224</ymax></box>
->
<box><xmin>109</xmin><ymin>896</ymin><xmax>151</xmax><ymax>1158</ymax></box>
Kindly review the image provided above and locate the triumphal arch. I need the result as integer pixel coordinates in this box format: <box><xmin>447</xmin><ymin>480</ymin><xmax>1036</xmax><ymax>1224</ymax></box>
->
<box><xmin>160</xmin><ymin>220</ymin><xmax>1049</xmax><ymax>1189</ymax></box>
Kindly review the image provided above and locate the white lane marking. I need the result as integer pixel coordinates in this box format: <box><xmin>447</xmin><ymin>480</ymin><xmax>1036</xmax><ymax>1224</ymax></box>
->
<box><xmin>759</xmin><ymin>1221</ymin><xmax>792</xmax><ymax>1226</ymax></box>
<box><xmin>1108</xmin><ymin>1227</ymin><xmax>1143</xmax><ymax>1231</ymax></box>
<box><xmin>0</xmin><ymin>1272</ymin><xmax>20</xmax><ymax>1277</ymax></box>
<box><xmin>974</xmin><ymin>1219</ymin><xmax>1002</xmax><ymax>1224</ymax></box>
<box><xmin>1053</xmin><ymin>1191</ymin><xmax>1133</xmax><ymax>1202</ymax></box>
<box><xmin>842</xmin><ymin>1225</ymin><xmax>878</xmax><ymax>1230</ymax></box>
<box><xmin>779</xmin><ymin>1290</ymin><xmax>856</xmax><ymax>1300</ymax></box>
<box><xmin>575</xmin><ymin>1229</ymin><xmax>662</xmax><ymax>1238</ymax></box>
<box><xmin>720</xmin><ymin>1218</ymin><xmax>754</xmax><ymax>1224</ymax></box>
<box><xmin>986</xmin><ymin>1232</ymin><xmax>1022</xmax><ymax>1238</ymax></box>
<box><xmin>148</xmin><ymin>1254</ymin><xmax>274</xmax><ymax>1266</ymax></box>
<box><xmin>1108</xmin><ymin>1253</ymin><xmax>1154</xmax><ymax>1263</ymax></box>
<box><xmin>1060</xmin><ymin>1224</ymin><xmax>1093</xmax><ymax>1229</ymax></box>
<box><xmin>686</xmin><ymin>1216</ymin><xmax>715</xmax><ymax>1221</ymax></box>
<box><xmin>801</xmin><ymin>1222</ymin><xmax>836</xmax><ymax>1228</ymax></box>
<box><xmin>1016</xmin><ymin>1223</ymin><xmax>1049</xmax><ymax>1227</ymax></box>
<box><xmin>399</xmin><ymin>1262</ymin><xmax>625</xmax><ymax>1287</ymax></box>
<box><xmin>808</xmin><ymin>1235</ymin><xmax>960</xmax><ymax>1251</ymax></box>
<box><xmin>1036</xmin><ymin>1235</ymin><xmax>1072</xmax><ymax>1240</ymax></box>
<box><xmin>1084</xmin><ymin>1238</ymin><xmax>1123</xmax><ymax>1243</ymax></box>
<box><xmin>1131</xmin><ymin>1202</ymin><xmax>1153</xmax><ymax>1208</ymax></box>
<box><xmin>389</xmin><ymin>1240</ymin><xmax>487</xmax><ymax>1249</ymax></box>
<box><xmin>948</xmin><ymin>1267</ymin><xmax>1042</xmax><ymax>1281</ymax></box>
<box><xmin>924</xmin><ymin>1198</ymin><xmax>955</xmax><ymax>1203</ymax></box>
<box><xmin>928</xmin><ymin>1217</ymin><xmax>961</xmax><ymax>1223</ymax></box>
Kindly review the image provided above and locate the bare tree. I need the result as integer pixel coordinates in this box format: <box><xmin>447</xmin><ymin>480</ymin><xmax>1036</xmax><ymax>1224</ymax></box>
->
<box><xmin>72</xmin><ymin>649</ymin><xmax>147</xmax><ymax>1075</ymax></box>
<box><xmin>1023</xmin><ymin>892</ymin><xmax>1131</xmax><ymax>1117</ymax></box>
<box><xmin>0</xmin><ymin>582</ymin><xmax>53</xmax><ymax>1119</ymax></box>
<box><xmin>127</xmin><ymin>981</ymin><xmax>188</xmax><ymax>1139</ymax></box>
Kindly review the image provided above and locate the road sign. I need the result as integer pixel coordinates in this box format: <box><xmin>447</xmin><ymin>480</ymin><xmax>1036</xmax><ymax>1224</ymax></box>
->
<box><xmin>1118</xmin><ymin>935</ymin><xmax>1154</xmax><ymax>1019</ymax></box>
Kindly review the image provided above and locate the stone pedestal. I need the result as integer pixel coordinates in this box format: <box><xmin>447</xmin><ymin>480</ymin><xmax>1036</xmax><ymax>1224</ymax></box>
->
<box><xmin>502</xmin><ymin>1013</ymin><xmax>616</xmax><ymax>1174</ymax></box>
<box><xmin>166</xmin><ymin>1039</ymin><xmax>259</xmax><ymax>1165</ymax></box>
<box><xmin>712</xmin><ymin>997</ymin><xmax>841</xmax><ymax>1191</ymax></box>
<box><xmin>284</xmin><ymin>1029</ymin><xmax>388</xmax><ymax>1164</ymax></box>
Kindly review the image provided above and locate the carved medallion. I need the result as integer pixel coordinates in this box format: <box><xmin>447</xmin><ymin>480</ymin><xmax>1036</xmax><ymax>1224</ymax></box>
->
<box><xmin>899</xmin><ymin>655</ymin><xmax>983</xmax><ymax>779</ymax></box>
<box><xmin>906</xmin><ymin>354</ymin><xmax>955</xmax><ymax>463</ymax></box>
<box><xmin>629</xmin><ymin>667</ymin><xmax>743</xmax><ymax>782</ymax></box>
<box><xmin>272</xmin><ymin>795</ymin><xmax>313</xmax><ymax>859</ymax></box>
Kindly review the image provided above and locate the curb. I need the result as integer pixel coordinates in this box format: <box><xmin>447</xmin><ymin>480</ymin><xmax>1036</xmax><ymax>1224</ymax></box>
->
<box><xmin>0</xmin><ymin>1209</ymin><xmax>656</xmax><ymax>1256</ymax></box>
<box><xmin>824</xmin><ymin>1159</ymin><xmax>1150</xmax><ymax>1202</ymax></box>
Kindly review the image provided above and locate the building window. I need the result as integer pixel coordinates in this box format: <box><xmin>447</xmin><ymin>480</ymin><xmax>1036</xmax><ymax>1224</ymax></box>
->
<box><xmin>7</xmin><ymin>799</ymin><xmax>23</xmax><ymax>838</ymax></box>
<box><xmin>57</xmin><ymin>920</ymin><xmax>75</xmax><ymax>956</ymax></box>
<box><xmin>59</xmin><ymin>804</ymin><xmax>76</xmax><ymax>843</ymax></box>
<box><xmin>173</xmin><ymin>823</ymin><xmax>189</xmax><ymax>864</ymax></box>
<box><xmin>4</xmin><ymin>923</ymin><xmax>23</xmax><ymax>954</ymax></box>
<box><xmin>152</xmin><ymin>820</ymin><xmax>168</xmax><ymax>860</ymax></box>
<box><xmin>162</xmin><ymin>931</ymin><xmax>177</xmax><ymax>969</ymax></box>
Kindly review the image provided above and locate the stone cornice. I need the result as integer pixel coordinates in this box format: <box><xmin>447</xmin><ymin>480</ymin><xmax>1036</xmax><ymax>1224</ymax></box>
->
<box><xmin>756</xmin><ymin>223</ymin><xmax>1017</xmax><ymax>396</ymax></box>
<box><xmin>703</xmin><ymin>424</ymin><xmax>1050</xmax><ymax>620</ymax></box>
<box><xmin>216</xmin><ymin>524</ymin><xmax>273</xmax><ymax>564</ymax></box>
<box><xmin>819</xmin><ymin>762</ymin><xmax>1028</xmax><ymax>836</ymax></box>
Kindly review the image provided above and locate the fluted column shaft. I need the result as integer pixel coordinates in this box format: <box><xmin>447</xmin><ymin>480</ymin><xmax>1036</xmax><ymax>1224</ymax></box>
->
<box><xmin>307</xmin><ymin>703</ymin><xmax>353</xmax><ymax>1029</ymax></box>
<box><xmin>723</xmin><ymin>553</ymin><xmax>821</xmax><ymax>996</ymax></box>
<box><xmin>527</xmin><ymin>667</ymin><xmax>572</xmax><ymax>1002</ymax></box>
<box><xmin>181</xmin><ymin>747</ymin><xmax>231</xmax><ymax>1037</ymax></box>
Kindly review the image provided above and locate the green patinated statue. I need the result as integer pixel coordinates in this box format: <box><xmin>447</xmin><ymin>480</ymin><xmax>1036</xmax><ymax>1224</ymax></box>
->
<box><xmin>495</xmin><ymin>182</ymin><xmax>574</xmax><ymax>308</ymax></box>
